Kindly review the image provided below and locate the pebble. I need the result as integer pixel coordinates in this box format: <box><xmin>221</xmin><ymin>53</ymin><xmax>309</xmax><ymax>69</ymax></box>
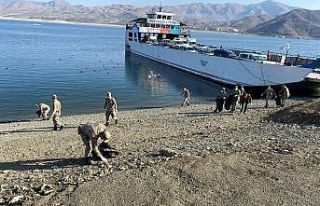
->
<box><xmin>158</xmin><ymin>149</ymin><xmax>177</xmax><ymax>157</ymax></box>
<box><xmin>0</xmin><ymin>198</ymin><xmax>6</xmax><ymax>205</ymax></box>
<box><xmin>8</xmin><ymin>195</ymin><xmax>24</xmax><ymax>205</ymax></box>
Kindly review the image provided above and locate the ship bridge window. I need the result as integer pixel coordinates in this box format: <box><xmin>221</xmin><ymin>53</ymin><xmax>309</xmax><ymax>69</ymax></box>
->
<box><xmin>167</xmin><ymin>16</ymin><xmax>172</xmax><ymax>20</ymax></box>
<box><xmin>162</xmin><ymin>16</ymin><xmax>166</xmax><ymax>19</ymax></box>
<box><xmin>157</xmin><ymin>15</ymin><xmax>161</xmax><ymax>19</ymax></box>
<box><xmin>128</xmin><ymin>32</ymin><xmax>133</xmax><ymax>37</ymax></box>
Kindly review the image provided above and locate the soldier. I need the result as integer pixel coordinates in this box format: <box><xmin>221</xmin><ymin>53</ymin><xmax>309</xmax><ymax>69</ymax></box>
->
<box><xmin>180</xmin><ymin>87</ymin><xmax>190</xmax><ymax>107</ymax></box>
<box><xmin>78</xmin><ymin>122</ymin><xmax>110</xmax><ymax>164</ymax></box>
<box><xmin>261</xmin><ymin>86</ymin><xmax>275</xmax><ymax>108</ymax></box>
<box><xmin>50</xmin><ymin>94</ymin><xmax>63</xmax><ymax>131</ymax></box>
<box><xmin>239</xmin><ymin>86</ymin><xmax>252</xmax><ymax>113</ymax></box>
<box><xmin>230</xmin><ymin>85</ymin><xmax>240</xmax><ymax>112</ymax></box>
<box><xmin>214</xmin><ymin>87</ymin><xmax>227</xmax><ymax>113</ymax></box>
<box><xmin>35</xmin><ymin>103</ymin><xmax>50</xmax><ymax>120</ymax></box>
<box><xmin>104</xmin><ymin>92</ymin><xmax>118</xmax><ymax>126</ymax></box>
<box><xmin>278</xmin><ymin>84</ymin><xmax>290</xmax><ymax>107</ymax></box>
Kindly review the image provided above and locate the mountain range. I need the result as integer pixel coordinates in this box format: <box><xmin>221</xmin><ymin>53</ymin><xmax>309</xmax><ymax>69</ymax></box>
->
<box><xmin>0</xmin><ymin>0</ymin><xmax>319</xmax><ymax>39</ymax></box>
<box><xmin>0</xmin><ymin>0</ymin><xmax>294</xmax><ymax>24</ymax></box>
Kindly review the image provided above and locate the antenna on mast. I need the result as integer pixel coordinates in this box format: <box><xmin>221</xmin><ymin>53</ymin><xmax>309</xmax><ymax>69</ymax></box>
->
<box><xmin>159</xmin><ymin>0</ymin><xmax>162</xmax><ymax>12</ymax></box>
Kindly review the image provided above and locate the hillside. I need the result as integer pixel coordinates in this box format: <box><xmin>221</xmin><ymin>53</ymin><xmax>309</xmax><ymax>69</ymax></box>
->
<box><xmin>0</xmin><ymin>0</ymin><xmax>295</xmax><ymax>25</ymax></box>
<box><xmin>248</xmin><ymin>9</ymin><xmax>320</xmax><ymax>39</ymax></box>
<box><xmin>231</xmin><ymin>14</ymin><xmax>275</xmax><ymax>31</ymax></box>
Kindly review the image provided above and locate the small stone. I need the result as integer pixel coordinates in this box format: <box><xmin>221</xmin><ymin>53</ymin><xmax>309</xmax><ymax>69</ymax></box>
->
<box><xmin>9</xmin><ymin>195</ymin><xmax>24</xmax><ymax>205</ymax></box>
<box><xmin>39</xmin><ymin>184</ymin><xmax>54</xmax><ymax>196</ymax></box>
<box><xmin>0</xmin><ymin>198</ymin><xmax>6</xmax><ymax>205</ymax></box>
<box><xmin>159</xmin><ymin>149</ymin><xmax>177</xmax><ymax>157</ymax></box>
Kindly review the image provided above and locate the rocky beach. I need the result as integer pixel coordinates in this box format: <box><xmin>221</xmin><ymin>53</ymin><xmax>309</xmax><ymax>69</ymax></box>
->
<box><xmin>0</xmin><ymin>99</ymin><xmax>320</xmax><ymax>205</ymax></box>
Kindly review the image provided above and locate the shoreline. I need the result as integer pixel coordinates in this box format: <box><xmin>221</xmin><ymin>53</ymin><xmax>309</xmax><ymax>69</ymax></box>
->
<box><xmin>0</xmin><ymin>103</ymin><xmax>182</xmax><ymax>124</ymax></box>
<box><xmin>0</xmin><ymin>16</ymin><xmax>125</xmax><ymax>28</ymax></box>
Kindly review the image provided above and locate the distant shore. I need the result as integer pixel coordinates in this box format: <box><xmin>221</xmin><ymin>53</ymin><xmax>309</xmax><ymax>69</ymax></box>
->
<box><xmin>0</xmin><ymin>16</ymin><xmax>125</xmax><ymax>28</ymax></box>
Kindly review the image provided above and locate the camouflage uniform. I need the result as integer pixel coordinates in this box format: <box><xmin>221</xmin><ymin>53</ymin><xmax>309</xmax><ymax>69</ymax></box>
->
<box><xmin>36</xmin><ymin>103</ymin><xmax>50</xmax><ymax>120</ymax></box>
<box><xmin>278</xmin><ymin>85</ymin><xmax>290</xmax><ymax>107</ymax></box>
<box><xmin>231</xmin><ymin>86</ymin><xmax>240</xmax><ymax>112</ymax></box>
<box><xmin>78</xmin><ymin>122</ymin><xmax>110</xmax><ymax>164</ymax></box>
<box><xmin>50</xmin><ymin>95</ymin><xmax>63</xmax><ymax>130</ymax></box>
<box><xmin>104</xmin><ymin>92</ymin><xmax>118</xmax><ymax>126</ymax></box>
<box><xmin>180</xmin><ymin>88</ymin><xmax>190</xmax><ymax>107</ymax></box>
<box><xmin>261</xmin><ymin>86</ymin><xmax>275</xmax><ymax>108</ymax></box>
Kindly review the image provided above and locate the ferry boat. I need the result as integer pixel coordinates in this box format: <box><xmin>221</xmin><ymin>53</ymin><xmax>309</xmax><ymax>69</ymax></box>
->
<box><xmin>125</xmin><ymin>8</ymin><xmax>320</xmax><ymax>96</ymax></box>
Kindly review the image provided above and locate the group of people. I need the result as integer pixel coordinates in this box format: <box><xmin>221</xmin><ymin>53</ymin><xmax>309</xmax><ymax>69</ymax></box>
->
<box><xmin>36</xmin><ymin>92</ymin><xmax>118</xmax><ymax>131</ymax></box>
<box><xmin>35</xmin><ymin>94</ymin><xmax>63</xmax><ymax>131</ymax></box>
<box><xmin>180</xmin><ymin>84</ymin><xmax>290</xmax><ymax>114</ymax></box>
<box><xmin>214</xmin><ymin>85</ymin><xmax>252</xmax><ymax>114</ymax></box>
<box><xmin>261</xmin><ymin>85</ymin><xmax>290</xmax><ymax>108</ymax></box>
<box><xmin>35</xmin><ymin>92</ymin><xmax>119</xmax><ymax>164</ymax></box>
<box><xmin>35</xmin><ymin>85</ymin><xmax>290</xmax><ymax>165</ymax></box>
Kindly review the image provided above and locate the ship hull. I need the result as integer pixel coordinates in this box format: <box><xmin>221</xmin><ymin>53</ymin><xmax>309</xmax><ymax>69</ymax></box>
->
<box><xmin>126</xmin><ymin>42</ymin><xmax>320</xmax><ymax>97</ymax></box>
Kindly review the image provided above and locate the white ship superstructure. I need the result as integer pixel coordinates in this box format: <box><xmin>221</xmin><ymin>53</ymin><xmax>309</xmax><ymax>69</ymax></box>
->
<box><xmin>125</xmin><ymin>8</ymin><xmax>320</xmax><ymax>96</ymax></box>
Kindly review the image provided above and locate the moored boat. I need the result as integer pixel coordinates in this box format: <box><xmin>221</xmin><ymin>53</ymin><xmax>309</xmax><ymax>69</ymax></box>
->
<box><xmin>125</xmin><ymin>7</ymin><xmax>320</xmax><ymax>96</ymax></box>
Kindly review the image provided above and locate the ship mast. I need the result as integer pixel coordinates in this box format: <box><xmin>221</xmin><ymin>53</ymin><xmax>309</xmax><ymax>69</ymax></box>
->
<box><xmin>159</xmin><ymin>0</ymin><xmax>162</xmax><ymax>12</ymax></box>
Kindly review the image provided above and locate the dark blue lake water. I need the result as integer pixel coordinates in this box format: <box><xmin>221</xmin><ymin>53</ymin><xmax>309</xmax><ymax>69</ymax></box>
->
<box><xmin>1</xmin><ymin>19</ymin><xmax>320</xmax><ymax>121</ymax></box>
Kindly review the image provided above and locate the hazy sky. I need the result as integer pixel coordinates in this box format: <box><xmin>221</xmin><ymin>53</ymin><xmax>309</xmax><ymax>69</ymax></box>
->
<box><xmin>48</xmin><ymin>0</ymin><xmax>320</xmax><ymax>9</ymax></box>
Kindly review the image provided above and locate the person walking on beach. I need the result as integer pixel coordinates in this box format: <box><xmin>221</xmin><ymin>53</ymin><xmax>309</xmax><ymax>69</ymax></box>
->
<box><xmin>261</xmin><ymin>86</ymin><xmax>275</xmax><ymax>108</ymax></box>
<box><xmin>78</xmin><ymin>122</ymin><xmax>111</xmax><ymax>165</ymax></box>
<box><xmin>214</xmin><ymin>87</ymin><xmax>227</xmax><ymax>113</ymax></box>
<box><xmin>239</xmin><ymin>86</ymin><xmax>252</xmax><ymax>113</ymax></box>
<box><xmin>35</xmin><ymin>103</ymin><xmax>50</xmax><ymax>120</ymax></box>
<box><xmin>180</xmin><ymin>87</ymin><xmax>190</xmax><ymax>107</ymax></box>
<box><xmin>50</xmin><ymin>94</ymin><xmax>63</xmax><ymax>131</ymax></box>
<box><xmin>278</xmin><ymin>84</ymin><xmax>290</xmax><ymax>107</ymax></box>
<box><xmin>230</xmin><ymin>85</ymin><xmax>240</xmax><ymax>112</ymax></box>
<box><xmin>104</xmin><ymin>92</ymin><xmax>118</xmax><ymax>126</ymax></box>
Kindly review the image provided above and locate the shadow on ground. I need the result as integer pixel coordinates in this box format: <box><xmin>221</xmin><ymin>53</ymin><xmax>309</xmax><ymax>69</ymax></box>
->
<box><xmin>0</xmin><ymin>126</ymin><xmax>78</xmax><ymax>135</ymax></box>
<box><xmin>0</xmin><ymin>158</ymin><xmax>87</xmax><ymax>171</ymax></box>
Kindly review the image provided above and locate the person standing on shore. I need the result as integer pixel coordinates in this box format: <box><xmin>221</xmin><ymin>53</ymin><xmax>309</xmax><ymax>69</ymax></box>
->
<box><xmin>180</xmin><ymin>87</ymin><xmax>190</xmax><ymax>107</ymax></box>
<box><xmin>104</xmin><ymin>92</ymin><xmax>118</xmax><ymax>126</ymax></box>
<box><xmin>214</xmin><ymin>87</ymin><xmax>227</xmax><ymax>113</ymax></box>
<box><xmin>278</xmin><ymin>84</ymin><xmax>290</xmax><ymax>107</ymax></box>
<box><xmin>78</xmin><ymin>122</ymin><xmax>110</xmax><ymax>165</ymax></box>
<box><xmin>239</xmin><ymin>86</ymin><xmax>252</xmax><ymax>114</ymax></box>
<box><xmin>230</xmin><ymin>85</ymin><xmax>240</xmax><ymax>112</ymax></box>
<box><xmin>50</xmin><ymin>94</ymin><xmax>63</xmax><ymax>131</ymax></box>
<box><xmin>261</xmin><ymin>86</ymin><xmax>275</xmax><ymax>108</ymax></box>
<box><xmin>35</xmin><ymin>103</ymin><xmax>50</xmax><ymax>120</ymax></box>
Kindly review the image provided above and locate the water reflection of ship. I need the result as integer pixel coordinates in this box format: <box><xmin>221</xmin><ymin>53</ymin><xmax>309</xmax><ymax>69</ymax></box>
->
<box><xmin>125</xmin><ymin>54</ymin><xmax>168</xmax><ymax>95</ymax></box>
<box><xmin>125</xmin><ymin>53</ymin><xmax>221</xmax><ymax>99</ymax></box>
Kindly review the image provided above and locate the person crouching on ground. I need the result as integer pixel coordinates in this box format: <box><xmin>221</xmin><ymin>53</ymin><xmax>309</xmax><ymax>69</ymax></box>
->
<box><xmin>239</xmin><ymin>86</ymin><xmax>252</xmax><ymax>114</ymax></box>
<box><xmin>261</xmin><ymin>85</ymin><xmax>275</xmax><ymax>108</ymax></box>
<box><xmin>50</xmin><ymin>94</ymin><xmax>63</xmax><ymax>131</ymax></box>
<box><xmin>180</xmin><ymin>87</ymin><xmax>190</xmax><ymax>107</ymax></box>
<box><xmin>78</xmin><ymin>122</ymin><xmax>110</xmax><ymax>165</ymax></box>
<box><xmin>214</xmin><ymin>87</ymin><xmax>227</xmax><ymax>113</ymax></box>
<box><xmin>104</xmin><ymin>92</ymin><xmax>118</xmax><ymax>126</ymax></box>
<box><xmin>35</xmin><ymin>103</ymin><xmax>50</xmax><ymax>120</ymax></box>
<box><xmin>278</xmin><ymin>84</ymin><xmax>290</xmax><ymax>107</ymax></box>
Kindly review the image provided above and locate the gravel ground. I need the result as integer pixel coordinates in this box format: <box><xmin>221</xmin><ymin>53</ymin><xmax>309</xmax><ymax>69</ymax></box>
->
<box><xmin>0</xmin><ymin>99</ymin><xmax>320</xmax><ymax>205</ymax></box>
